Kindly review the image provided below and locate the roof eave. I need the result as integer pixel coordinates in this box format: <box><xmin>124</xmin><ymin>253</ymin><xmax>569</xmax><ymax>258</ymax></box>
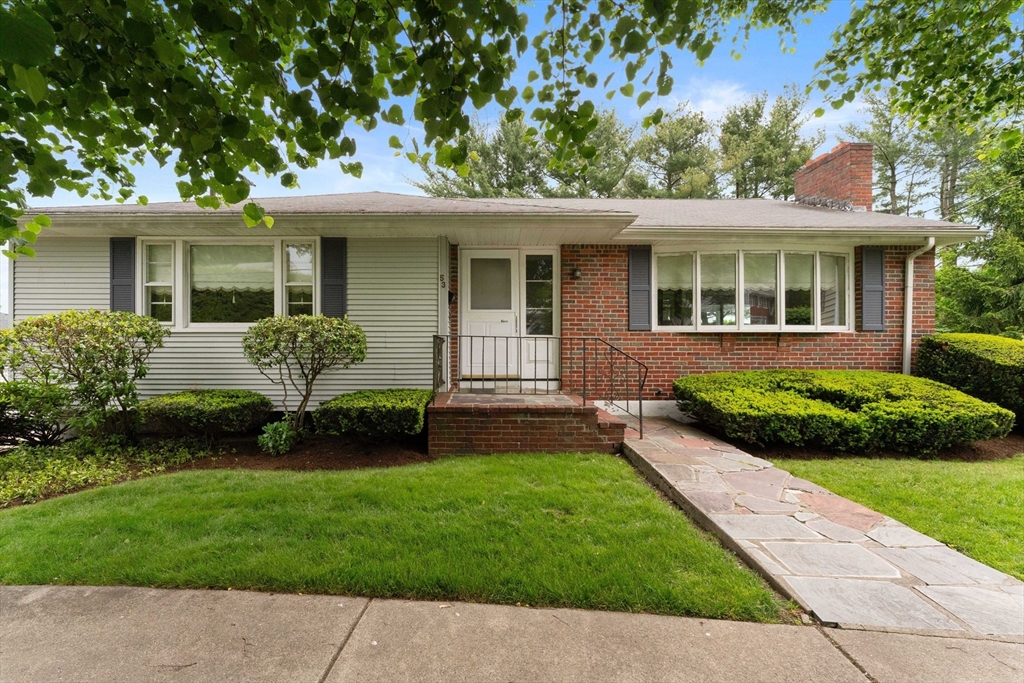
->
<box><xmin>617</xmin><ymin>226</ymin><xmax>983</xmax><ymax>246</ymax></box>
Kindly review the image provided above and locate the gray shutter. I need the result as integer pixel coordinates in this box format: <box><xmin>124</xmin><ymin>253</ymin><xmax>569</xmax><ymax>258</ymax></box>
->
<box><xmin>109</xmin><ymin>238</ymin><xmax>135</xmax><ymax>312</ymax></box>
<box><xmin>860</xmin><ymin>247</ymin><xmax>885</xmax><ymax>331</ymax></box>
<box><xmin>321</xmin><ymin>237</ymin><xmax>347</xmax><ymax>317</ymax></box>
<box><xmin>628</xmin><ymin>246</ymin><xmax>652</xmax><ymax>331</ymax></box>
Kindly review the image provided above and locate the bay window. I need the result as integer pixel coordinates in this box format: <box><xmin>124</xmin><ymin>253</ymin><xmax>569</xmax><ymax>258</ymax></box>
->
<box><xmin>653</xmin><ymin>247</ymin><xmax>852</xmax><ymax>332</ymax></box>
<box><xmin>656</xmin><ymin>253</ymin><xmax>693</xmax><ymax>326</ymax></box>
<box><xmin>784</xmin><ymin>252</ymin><xmax>815</xmax><ymax>326</ymax></box>
<box><xmin>139</xmin><ymin>239</ymin><xmax>318</xmax><ymax>326</ymax></box>
<box><xmin>743</xmin><ymin>253</ymin><xmax>778</xmax><ymax>326</ymax></box>
<box><xmin>699</xmin><ymin>253</ymin><xmax>737</xmax><ymax>326</ymax></box>
<box><xmin>819</xmin><ymin>253</ymin><xmax>848</xmax><ymax>327</ymax></box>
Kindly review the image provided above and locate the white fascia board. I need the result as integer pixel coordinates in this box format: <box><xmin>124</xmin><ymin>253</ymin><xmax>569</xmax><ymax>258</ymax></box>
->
<box><xmin>33</xmin><ymin>213</ymin><xmax>636</xmax><ymax>245</ymax></box>
<box><xmin>618</xmin><ymin>226</ymin><xmax>984</xmax><ymax>247</ymax></box>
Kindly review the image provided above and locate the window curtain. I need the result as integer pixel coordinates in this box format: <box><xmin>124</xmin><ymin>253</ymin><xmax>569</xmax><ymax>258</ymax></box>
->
<box><xmin>190</xmin><ymin>245</ymin><xmax>274</xmax><ymax>291</ymax></box>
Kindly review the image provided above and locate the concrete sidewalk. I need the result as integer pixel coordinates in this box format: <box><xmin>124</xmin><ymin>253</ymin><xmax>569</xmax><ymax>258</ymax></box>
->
<box><xmin>2</xmin><ymin>586</ymin><xmax>1022</xmax><ymax>683</ymax></box>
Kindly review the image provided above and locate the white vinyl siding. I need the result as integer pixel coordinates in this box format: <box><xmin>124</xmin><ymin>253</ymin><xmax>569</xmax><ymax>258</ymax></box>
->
<box><xmin>140</xmin><ymin>237</ymin><xmax>440</xmax><ymax>406</ymax></box>
<box><xmin>12</xmin><ymin>237</ymin><xmax>110</xmax><ymax>320</ymax></box>
<box><xmin>11</xmin><ymin>236</ymin><xmax>441</xmax><ymax>408</ymax></box>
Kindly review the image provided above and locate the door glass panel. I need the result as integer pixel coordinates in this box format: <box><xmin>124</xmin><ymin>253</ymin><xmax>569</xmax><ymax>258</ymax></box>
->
<box><xmin>657</xmin><ymin>253</ymin><xmax>693</xmax><ymax>326</ymax></box>
<box><xmin>470</xmin><ymin>258</ymin><xmax>513</xmax><ymax>310</ymax></box>
<box><xmin>525</xmin><ymin>254</ymin><xmax>554</xmax><ymax>335</ymax></box>
<box><xmin>820</xmin><ymin>254</ymin><xmax>847</xmax><ymax>326</ymax></box>
<box><xmin>743</xmin><ymin>253</ymin><xmax>778</xmax><ymax>325</ymax></box>
<box><xmin>784</xmin><ymin>253</ymin><xmax>814</xmax><ymax>325</ymax></box>
<box><xmin>700</xmin><ymin>253</ymin><xmax>737</xmax><ymax>325</ymax></box>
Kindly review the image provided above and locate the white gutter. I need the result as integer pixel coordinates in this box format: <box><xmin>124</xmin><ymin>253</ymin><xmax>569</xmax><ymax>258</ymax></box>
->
<box><xmin>903</xmin><ymin>236</ymin><xmax>936</xmax><ymax>374</ymax></box>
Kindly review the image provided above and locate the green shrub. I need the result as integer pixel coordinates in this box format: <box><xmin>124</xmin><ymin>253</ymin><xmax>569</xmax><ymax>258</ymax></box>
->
<box><xmin>242</xmin><ymin>315</ymin><xmax>367</xmax><ymax>431</ymax></box>
<box><xmin>0</xmin><ymin>310</ymin><xmax>169</xmax><ymax>436</ymax></box>
<box><xmin>138</xmin><ymin>389</ymin><xmax>273</xmax><ymax>439</ymax></box>
<box><xmin>916</xmin><ymin>333</ymin><xmax>1024</xmax><ymax>423</ymax></box>
<box><xmin>313</xmin><ymin>389</ymin><xmax>433</xmax><ymax>438</ymax></box>
<box><xmin>258</xmin><ymin>419</ymin><xmax>299</xmax><ymax>455</ymax></box>
<box><xmin>673</xmin><ymin>370</ymin><xmax>1014</xmax><ymax>455</ymax></box>
<box><xmin>0</xmin><ymin>381</ymin><xmax>72</xmax><ymax>446</ymax></box>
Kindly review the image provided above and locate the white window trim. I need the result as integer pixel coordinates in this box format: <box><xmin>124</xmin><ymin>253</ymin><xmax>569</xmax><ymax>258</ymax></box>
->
<box><xmin>696</xmin><ymin>251</ymin><xmax>740</xmax><ymax>332</ymax></box>
<box><xmin>136</xmin><ymin>237</ymin><xmax>320</xmax><ymax>331</ymax></box>
<box><xmin>652</xmin><ymin>246</ymin><xmax>854</xmax><ymax>333</ymax></box>
<box><xmin>139</xmin><ymin>241</ymin><xmax>175</xmax><ymax>326</ymax></box>
<box><xmin>458</xmin><ymin>247</ymin><xmax>560</xmax><ymax>338</ymax></box>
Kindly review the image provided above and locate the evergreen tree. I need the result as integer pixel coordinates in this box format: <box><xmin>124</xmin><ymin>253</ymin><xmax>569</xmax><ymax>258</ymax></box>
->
<box><xmin>840</xmin><ymin>92</ymin><xmax>929</xmax><ymax>215</ymax></box>
<box><xmin>719</xmin><ymin>88</ymin><xmax>823</xmax><ymax>199</ymax></box>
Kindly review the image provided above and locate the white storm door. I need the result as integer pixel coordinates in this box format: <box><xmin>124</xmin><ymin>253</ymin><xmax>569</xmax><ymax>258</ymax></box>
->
<box><xmin>462</xmin><ymin>250</ymin><xmax>520</xmax><ymax>379</ymax></box>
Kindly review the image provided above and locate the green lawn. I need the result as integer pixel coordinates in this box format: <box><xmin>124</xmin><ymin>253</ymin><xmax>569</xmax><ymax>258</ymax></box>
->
<box><xmin>0</xmin><ymin>452</ymin><xmax>787</xmax><ymax>622</ymax></box>
<box><xmin>775</xmin><ymin>455</ymin><xmax>1024</xmax><ymax>580</ymax></box>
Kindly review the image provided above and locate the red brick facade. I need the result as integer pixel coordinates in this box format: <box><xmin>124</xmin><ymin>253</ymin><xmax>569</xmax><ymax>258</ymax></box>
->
<box><xmin>558</xmin><ymin>244</ymin><xmax>935</xmax><ymax>398</ymax></box>
<box><xmin>794</xmin><ymin>142</ymin><xmax>874</xmax><ymax>211</ymax></box>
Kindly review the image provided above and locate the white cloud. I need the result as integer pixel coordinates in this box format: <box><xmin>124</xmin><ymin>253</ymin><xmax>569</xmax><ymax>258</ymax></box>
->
<box><xmin>666</xmin><ymin>77</ymin><xmax>752</xmax><ymax>120</ymax></box>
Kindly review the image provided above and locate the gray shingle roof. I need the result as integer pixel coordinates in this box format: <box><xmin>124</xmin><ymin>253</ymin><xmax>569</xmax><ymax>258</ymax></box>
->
<box><xmin>34</xmin><ymin>191</ymin><xmax>973</xmax><ymax>231</ymax></box>
<box><xmin>36</xmin><ymin>192</ymin><xmax>623</xmax><ymax>217</ymax></box>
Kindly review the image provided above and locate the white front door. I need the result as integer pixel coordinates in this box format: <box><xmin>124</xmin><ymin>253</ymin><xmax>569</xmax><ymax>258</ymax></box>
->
<box><xmin>461</xmin><ymin>250</ymin><xmax>520</xmax><ymax>379</ymax></box>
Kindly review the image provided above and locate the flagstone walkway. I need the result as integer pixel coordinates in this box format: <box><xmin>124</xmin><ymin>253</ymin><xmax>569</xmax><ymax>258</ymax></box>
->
<box><xmin>621</xmin><ymin>416</ymin><xmax>1024</xmax><ymax>640</ymax></box>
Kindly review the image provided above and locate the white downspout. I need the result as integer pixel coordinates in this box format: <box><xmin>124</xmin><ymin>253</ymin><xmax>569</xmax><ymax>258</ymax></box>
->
<box><xmin>903</xmin><ymin>236</ymin><xmax>936</xmax><ymax>374</ymax></box>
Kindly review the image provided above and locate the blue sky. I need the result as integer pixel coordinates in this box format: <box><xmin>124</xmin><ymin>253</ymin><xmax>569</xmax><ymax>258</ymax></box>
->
<box><xmin>29</xmin><ymin>2</ymin><xmax>864</xmax><ymax>208</ymax></box>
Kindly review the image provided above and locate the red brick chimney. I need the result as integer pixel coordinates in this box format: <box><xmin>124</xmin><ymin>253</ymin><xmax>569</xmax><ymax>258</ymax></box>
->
<box><xmin>793</xmin><ymin>142</ymin><xmax>873</xmax><ymax>211</ymax></box>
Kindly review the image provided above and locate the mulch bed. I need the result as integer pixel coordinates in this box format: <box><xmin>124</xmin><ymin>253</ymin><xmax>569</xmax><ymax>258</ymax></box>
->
<box><xmin>746</xmin><ymin>430</ymin><xmax>1024</xmax><ymax>462</ymax></box>
<box><xmin>170</xmin><ymin>433</ymin><xmax>437</xmax><ymax>472</ymax></box>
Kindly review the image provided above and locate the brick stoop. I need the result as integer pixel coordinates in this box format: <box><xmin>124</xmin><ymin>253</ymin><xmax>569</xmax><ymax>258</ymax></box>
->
<box><xmin>427</xmin><ymin>393</ymin><xmax>626</xmax><ymax>456</ymax></box>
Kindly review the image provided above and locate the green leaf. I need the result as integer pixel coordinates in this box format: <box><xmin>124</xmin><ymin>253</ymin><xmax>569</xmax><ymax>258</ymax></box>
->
<box><xmin>12</xmin><ymin>65</ymin><xmax>48</xmax><ymax>105</ymax></box>
<box><xmin>263</xmin><ymin>215</ymin><xmax>275</xmax><ymax>229</ymax></box>
<box><xmin>388</xmin><ymin>135</ymin><xmax>402</xmax><ymax>149</ymax></box>
<box><xmin>221</xmin><ymin>116</ymin><xmax>250</xmax><ymax>139</ymax></box>
<box><xmin>636</xmin><ymin>91</ymin><xmax>652</xmax><ymax>107</ymax></box>
<box><xmin>0</xmin><ymin>7</ymin><xmax>56</xmax><ymax>68</ymax></box>
<box><xmin>695</xmin><ymin>41</ymin><xmax>714</xmax><ymax>61</ymax></box>
<box><xmin>387</xmin><ymin>104</ymin><xmax>404</xmax><ymax>126</ymax></box>
<box><xmin>34</xmin><ymin>214</ymin><xmax>51</xmax><ymax>228</ymax></box>
<box><xmin>619</xmin><ymin>83</ymin><xmax>634</xmax><ymax>97</ymax></box>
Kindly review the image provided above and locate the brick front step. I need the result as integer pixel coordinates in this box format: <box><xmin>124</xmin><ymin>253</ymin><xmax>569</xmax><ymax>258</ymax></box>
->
<box><xmin>427</xmin><ymin>393</ymin><xmax>626</xmax><ymax>456</ymax></box>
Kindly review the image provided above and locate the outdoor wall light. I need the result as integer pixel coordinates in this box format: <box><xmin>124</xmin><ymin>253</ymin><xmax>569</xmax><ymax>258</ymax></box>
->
<box><xmin>571</xmin><ymin>267</ymin><xmax>583</xmax><ymax>280</ymax></box>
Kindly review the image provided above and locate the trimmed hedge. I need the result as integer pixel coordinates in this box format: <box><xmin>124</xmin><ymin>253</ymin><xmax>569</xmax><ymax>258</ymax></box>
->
<box><xmin>916</xmin><ymin>333</ymin><xmax>1024</xmax><ymax>423</ymax></box>
<box><xmin>313</xmin><ymin>389</ymin><xmax>433</xmax><ymax>438</ymax></box>
<box><xmin>138</xmin><ymin>389</ymin><xmax>273</xmax><ymax>438</ymax></box>
<box><xmin>673</xmin><ymin>370</ymin><xmax>1014</xmax><ymax>455</ymax></box>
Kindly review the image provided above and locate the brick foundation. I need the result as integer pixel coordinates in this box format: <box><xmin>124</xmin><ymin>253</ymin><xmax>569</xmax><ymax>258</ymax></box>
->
<box><xmin>427</xmin><ymin>393</ymin><xmax>626</xmax><ymax>456</ymax></box>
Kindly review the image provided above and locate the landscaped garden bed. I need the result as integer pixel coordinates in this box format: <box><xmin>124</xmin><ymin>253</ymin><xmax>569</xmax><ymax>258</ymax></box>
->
<box><xmin>0</xmin><ymin>452</ymin><xmax>792</xmax><ymax>622</ymax></box>
<box><xmin>674</xmin><ymin>369</ymin><xmax>1015</xmax><ymax>455</ymax></box>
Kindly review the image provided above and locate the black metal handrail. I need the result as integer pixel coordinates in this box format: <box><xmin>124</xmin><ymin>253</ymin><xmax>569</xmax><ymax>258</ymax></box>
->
<box><xmin>431</xmin><ymin>334</ymin><xmax>648</xmax><ymax>437</ymax></box>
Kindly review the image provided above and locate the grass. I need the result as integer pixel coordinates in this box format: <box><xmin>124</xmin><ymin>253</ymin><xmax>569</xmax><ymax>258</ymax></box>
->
<box><xmin>774</xmin><ymin>454</ymin><xmax>1024</xmax><ymax>580</ymax></box>
<box><xmin>0</xmin><ymin>452</ymin><xmax>787</xmax><ymax>622</ymax></box>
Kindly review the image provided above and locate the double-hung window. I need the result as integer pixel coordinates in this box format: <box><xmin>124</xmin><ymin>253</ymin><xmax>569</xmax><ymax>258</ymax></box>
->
<box><xmin>144</xmin><ymin>243</ymin><xmax>174</xmax><ymax>323</ymax></box>
<box><xmin>139</xmin><ymin>239</ymin><xmax>318</xmax><ymax>326</ymax></box>
<box><xmin>653</xmin><ymin>248</ymin><xmax>852</xmax><ymax>332</ymax></box>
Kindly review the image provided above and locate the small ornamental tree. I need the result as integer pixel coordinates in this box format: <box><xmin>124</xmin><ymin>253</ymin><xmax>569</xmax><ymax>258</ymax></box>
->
<box><xmin>242</xmin><ymin>315</ymin><xmax>367</xmax><ymax>431</ymax></box>
<box><xmin>1</xmin><ymin>310</ymin><xmax>170</xmax><ymax>436</ymax></box>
